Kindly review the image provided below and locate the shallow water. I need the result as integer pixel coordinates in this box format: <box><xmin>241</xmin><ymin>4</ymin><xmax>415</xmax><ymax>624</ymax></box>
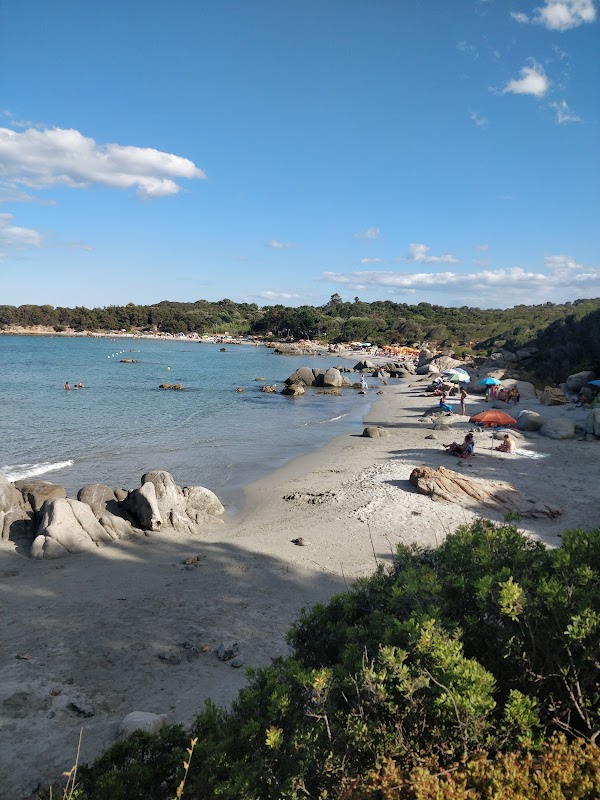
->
<box><xmin>0</xmin><ymin>336</ymin><xmax>376</xmax><ymax>507</ymax></box>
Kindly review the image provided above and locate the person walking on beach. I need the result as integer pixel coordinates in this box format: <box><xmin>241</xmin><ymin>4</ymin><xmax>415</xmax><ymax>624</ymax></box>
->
<box><xmin>460</xmin><ymin>387</ymin><xmax>467</xmax><ymax>416</ymax></box>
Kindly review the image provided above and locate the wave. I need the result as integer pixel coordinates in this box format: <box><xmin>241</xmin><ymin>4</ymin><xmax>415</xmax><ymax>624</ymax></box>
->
<box><xmin>2</xmin><ymin>460</ymin><xmax>75</xmax><ymax>481</ymax></box>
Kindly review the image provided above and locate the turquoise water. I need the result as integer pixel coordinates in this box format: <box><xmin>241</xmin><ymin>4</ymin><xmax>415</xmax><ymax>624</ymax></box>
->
<box><xmin>0</xmin><ymin>336</ymin><xmax>376</xmax><ymax>508</ymax></box>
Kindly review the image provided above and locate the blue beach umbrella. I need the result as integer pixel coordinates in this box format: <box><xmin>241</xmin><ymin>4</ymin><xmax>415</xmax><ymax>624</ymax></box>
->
<box><xmin>478</xmin><ymin>377</ymin><xmax>502</xmax><ymax>386</ymax></box>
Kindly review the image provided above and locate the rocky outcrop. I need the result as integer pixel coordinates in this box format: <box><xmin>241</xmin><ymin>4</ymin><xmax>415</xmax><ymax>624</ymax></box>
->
<box><xmin>409</xmin><ymin>466</ymin><xmax>561</xmax><ymax>518</ymax></box>
<box><xmin>353</xmin><ymin>360</ymin><xmax>376</xmax><ymax>372</ymax></box>
<box><xmin>0</xmin><ymin>469</ymin><xmax>228</xmax><ymax>559</ymax></box>
<box><xmin>539</xmin><ymin>418</ymin><xmax>576</xmax><ymax>440</ymax></box>
<box><xmin>285</xmin><ymin>367</ymin><xmax>322</xmax><ymax>386</ymax></box>
<box><xmin>117</xmin><ymin>712</ymin><xmax>168</xmax><ymax>740</ymax></box>
<box><xmin>540</xmin><ymin>386</ymin><xmax>566</xmax><ymax>406</ymax></box>
<box><xmin>260</xmin><ymin>385</ymin><xmax>276</xmax><ymax>393</ymax></box>
<box><xmin>321</xmin><ymin>368</ymin><xmax>343</xmax><ymax>388</ymax></box>
<box><xmin>31</xmin><ymin>497</ymin><xmax>116</xmax><ymax>559</ymax></box>
<box><xmin>517</xmin><ymin>411</ymin><xmax>545</xmax><ymax>432</ymax></box>
<box><xmin>159</xmin><ymin>384</ymin><xmax>184</xmax><ymax>390</ymax></box>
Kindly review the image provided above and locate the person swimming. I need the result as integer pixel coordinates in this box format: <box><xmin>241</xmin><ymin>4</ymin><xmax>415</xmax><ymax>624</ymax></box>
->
<box><xmin>64</xmin><ymin>381</ymin><xmax>70</xmax><ymax>390</ymax></box>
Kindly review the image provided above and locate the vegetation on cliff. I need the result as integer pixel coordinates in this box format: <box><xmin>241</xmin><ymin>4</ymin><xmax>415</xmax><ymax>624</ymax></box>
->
<box><xmin>63</xmin><ymin>521</ymin><xmax>600</xmax><ymax>799</ymax></box>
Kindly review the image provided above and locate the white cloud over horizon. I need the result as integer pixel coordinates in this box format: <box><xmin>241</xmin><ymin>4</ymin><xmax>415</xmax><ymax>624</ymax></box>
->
<box><xmin>0</xmin><ymin>211</ymin><xmax>42</xmax><ymax>253</ymax></box>
<box><xmin>0</xmin><ymin>125</ymin><xmax>206</xmax><ymax>199</ymax></box>
<box><xmin>404</xmin><ymin>243</ymin><xmax>459</xmax><ymax>264</ymax></box>
<box><xmin>321</xmin><ymin>254</ymin><xmax>600</xmax><ymax>306</ymax></box>
<box><xmin>502</xmin><ymin>63</ymin><xmax>549</xmax><ymax>97</ymax></box>
<box><xmin>256</xmin><ymin>289</ymin><xmax>304</xmax><ymax>301</ymax></box>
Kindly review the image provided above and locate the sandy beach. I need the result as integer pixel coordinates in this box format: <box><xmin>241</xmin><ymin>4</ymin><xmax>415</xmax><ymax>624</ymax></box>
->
<box><xmin>1</xmin><ymin>380</ymin><xmax>598</xmax><ymax>799</ymax></box>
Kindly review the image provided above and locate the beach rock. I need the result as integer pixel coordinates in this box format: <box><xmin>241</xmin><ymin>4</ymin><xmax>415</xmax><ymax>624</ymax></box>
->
<box><xmin>341</xmin><ymin>375</ymin><xmax>353</xmax><ymax>386</ymax></box>
<box><xmin>540</xmin><ymin>386</ymin><xmax>566</xmax><ymax>406</ymax></box>
<box><xmin>425</xmin><ymin>434</ymin><xmax>438</xmax><ymax>440</ymax></box>
<box><xmin>281</xmin><ymin>384</ymin><xmax>305</xmax><ymax>396</ymax></box>
<box><xmin>14</xmin><ymin>480</ymin><xmax>67</xmax><ymax>513</ymax></box>
<box><xmin>159</xmin><ymin>383</ymin><xmax>184</xmax><ymax>390</ymax></box>
<box><xmin>416</xmin><ymin>364</ymin><xmax>441</xmax><ymax>375</ymax></box>
<box><xmin>285</xmin><ymin>367</ymin><xmax>317</xmax><ymax>386</ymax></box>
<box><xmin>353</xmin><ymin>360</ymin><xmax>376</xmax><ymax>372</ymax></box>
<box><xmin>230</xmin><ymin>656</ymin><xmax>244</xmax><ymax>668</ymax></box>
<box><xmin>117</xmin><ymin>712</ymin><xmax>168</xmax><ymax>740</ymax></box>
<box><xmin>492</xmin><ymin>429</ymin><xmax>524</xmax><ymax>440</ymax></box>
<box><xmin>516</xmin><ymin>347</ymin><xmax>538</xmax><ymax>360</ymax></box>
<box><xmin>236</xmin><ymin>387</ymin><xmax>245</xmax><ymax>392</ymax></box>
<box><xmin>77</xmin><ymin>484</ymin><xmax>138</xmax><ymax>540</ymax></box>
<box><xmin>539</xmin><ymin>418</ymin><xmax>576</xmax><ymax>440</ymax></box>
<box><xmin>141</xmin><ymin>471</ymin><xmax>190</xmax><ymax>533</ymax></box>
<box><xmin>182</xmin><ymin>485</ymin><xmax>225</xmax><ymax>523</ymax></box>
<box><xmin>362</xmin><ymin>427</ymin><xmax>389</xmax><ymax>438</ymax></box>
<box><xmin>114</xmin><ymin>489</ymin><xmax>128</xmax><ymax>501</ymax></box>
<box><xmin>431</xmin><ymin>422</ymin><xmax>451</xmax><ymax>431</ymax></box>
<box><xmin>215</xmin><ymin>640</ymin><xmax>239</xmax><ymax>661</ymax></box>
<box><xmin>260</xmin><ymin>385</ymin><xmax>276</xmax><ymax>393</ymax></box>
<box><xmin>418</xmin><ymin>348</ymin><xmax>434</xmax><ymax>366</ymax></box>
<box><xmin>502</xmin><ymin>380</ymin><xmax>537</xmax><ymax>401</ymax></box>
<box><xmin>517</xmin><ymin>411</ymin><xmax>545</xmax><ymax>431</ymax></box>
<box><xmin>429</xmin><ymin>355</ymin><xmax>462</xmax><ymax>373</ymax></box>
<box><xmin>31</xmin><ymin>497</ymin><xmax>115</xmax><ymax>558</ymax></box>
<box><xmin>409</xmin><ymin>466</ymin><xmax>562</xmax><ymax>518</ymax></box>
<box><xmin>0</xmin><ymin>475</ymin><xmax>34</xmax><ymax>541</ymax></box>
<box><xmin>318</xmin><ymin>388</ymin><xmax>342</xmax><ymax>395</ymax></box>
<box><xmin>322</xmin><ymin>368</ymin><xmax>343</xmax><ymax>388</ymax></box>
<box><xmin>566</xmin><ymin>371</ymin><xmax>596</xmax><ymax>393</ymax></box>
<box><xmin>123</xmin><ymin>481</ymin><xmax>163</xmax><ymax>531</ymax></box>
<box><xmin>585</xmin><ymin>409</ymin><xmax>600</xmax><ymax>438</ymax></box>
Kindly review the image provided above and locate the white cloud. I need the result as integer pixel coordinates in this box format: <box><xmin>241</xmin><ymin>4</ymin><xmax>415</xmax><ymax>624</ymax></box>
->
<box><xmin>0</xmin><ymin>212</ymin><xmax>42</xmax><ymax>250</ymax></box>
<box><xmin>360</xmin><ymin>257</ymin><xmax>383</xmax><ymax>264</ymax></box>
<box><xmin>267</xmin><ymin>239</ymin><xmax>299</xmax><ymax>249</ymax></box>
<box><xmin>477</xmin><ymin>244</ymin><xmax>490</xmax><ymax>251</ymax></box>
<box><xmin>511</xmin><ymin>11</ymin><xmax>530</xmax><ymax>22</ymax></box>
<box><xmin>257</xmin><ymin>290</ymin><xmax>303</xmax><ymax>301</ymax></box>
<box><xmin>354</xmin><ymin>226</ymin><xmax>380</xmax><ymax>240</ymax></box>
<box><xmin>0</xmin><ymin>125</ymin><xmax>206</xmax><ymax>199</ymax></box>
<box><xmin>502</xmin><ymin>63</ymin><xmax>549</xmax><ymax>97</ymax></box>
<box><xmin>321</xmin><ymin>253</ymin><xmax>600</xmax><ymax>306</ymax></box>
<box><xmin>457</xmin><ymin>41</ymin><xmax>479</xmax><ymax>59</ymax></box>
<box><xmin>469</xmin><ymin>110</ymin><xmax>489</xmax><ymax>127</ymax></box>
<box><xmin>551</xmin><ymin>99</ymin><xmax>583</xmax><ymax>123</ymax></box>
<box><xmin>404</xmin><ymin>243</ymin><xmax>459</xmax><ymax>264</ymax></box>
<box><xmin>534</xmin><ymin>0</ymin><xmax>596</xmax><ymax>30</ymax></box>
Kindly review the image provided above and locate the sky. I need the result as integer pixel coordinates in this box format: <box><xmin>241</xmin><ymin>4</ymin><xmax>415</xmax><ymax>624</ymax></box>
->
<box><xmin>1</xmin><ymin>0</ymin><xmax>599</xmax><ymax>310</ymax></box>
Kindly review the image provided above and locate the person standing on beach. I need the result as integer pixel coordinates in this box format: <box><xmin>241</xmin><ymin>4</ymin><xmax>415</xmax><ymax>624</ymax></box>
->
<box><xmin>360</xmin><ymin>375</ymin><xmax>368</xmax><ymax>391</ymax></box>
<box><xmin>460</xmin><ymin>387</ymin><xmax>467</xmax><ymax>416</ymax></box>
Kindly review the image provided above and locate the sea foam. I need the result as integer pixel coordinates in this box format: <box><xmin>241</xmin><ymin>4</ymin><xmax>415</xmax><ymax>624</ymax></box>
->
<box><xmin>3</xmin><ymin>460</ymin><xmax>75</xmax><ymax>482</ymax></box>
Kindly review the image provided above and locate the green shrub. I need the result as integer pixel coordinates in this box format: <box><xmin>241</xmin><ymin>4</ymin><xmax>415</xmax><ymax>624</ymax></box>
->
<box><xmin>71</xmin><ymin>522</ymin><xmax>600</xmax><ymax>800</ymax></box>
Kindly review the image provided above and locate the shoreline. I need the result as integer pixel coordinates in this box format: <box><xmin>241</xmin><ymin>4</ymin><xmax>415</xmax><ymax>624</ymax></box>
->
<box><xmin>1</xmin><ymin>382</ymin><xmax>598</xmax><ymax>798</ymax></box>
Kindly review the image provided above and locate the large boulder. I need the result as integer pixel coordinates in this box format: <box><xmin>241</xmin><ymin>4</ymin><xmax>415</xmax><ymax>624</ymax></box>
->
<box><xmin>517</xmin><ymin>411</ymin><xmax>545</xmax><ymax>432</ymax></box>
<box><xmin>77</xmin><ymin>484</ymin><xmax>139</xmax><ymax>540</ymax></box>
<box><xmin>501</xmin><ymin>380</ymin><xmax>538</xmax><ymax>401</ymax></box>
<box><xmin>353</xmin><ymin>360</ymin><xmax>376</xmax><ymax>372</ymax></box>
<box><xmin>416</xmin><ymin>364</ymin><xmax>441</xmax><ymax>375</ymax></box>
<box><xmin>182</xmin><ymin>485</ymin><xmax>225</xmax><ymax>523</ymax></box>
<box><xmin>140</xmin><ymin>471</ymin><xmax>224</xmax><ymax>533</ymax></box>
<box><xmin>585</xmin><ymin>409</ymin><xmax>600</xmax><ymax>438</ymax></box>
<box><xmin>123</xmin><ymin>481</ymin><xmax>163</xmax><ymax>531</ymax></box>
<box><xmin>539</xmin><ymin>418</ymin><xmax>576</xmax><ymax>440</ymax></box>
<box><xmin>566</xmin><ymin>371</ymin><xmax>596</xmax><ymax>393</ymax></box>
<box><xmin>0</xmin><ymin>474</ymin><xmax>33</xmax><ymax>542</ymax></box>
<box><xmin>362</xmin><ymin>427</ymin><xmax>390</xmax><ymax>438</ymax></box>
<box><xmin>31</xmin><ymin>497</ymin><xmax>115</xmax><ymax>559</ymax></box>
<box><xmin>319</xmin><ymin>368</ymin><xmax>343</xmax><ymax>388</ymax></box>
<box><xmin>429</xmin><ymin>355</ymin><xmax>462</xmax><ymax>373</ymax></box>
<box><xmin>284</xmin><ymin>367</ymin><xmax>317</xmax><ymax>386</ymax></box>
<box><xmin>14</xmin><ymin>480</ymin><xmax>66</xmax><ymax>513</ymax></box>
<box><xmin>418</xmin><ymin>348</ymin><xmax>434</xmax><ymax>366</ymax></box>
<box><xmin>540</xmin><ymin>386</ymin><xmax>566</xmax><ymax>406</ymax></box>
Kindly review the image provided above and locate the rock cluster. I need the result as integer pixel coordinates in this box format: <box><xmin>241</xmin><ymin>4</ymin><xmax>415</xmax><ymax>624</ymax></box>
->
<box><xmin>0</xmin><ymin>470</ymin><xmax>224</xmax><ymax>559</ymax></box>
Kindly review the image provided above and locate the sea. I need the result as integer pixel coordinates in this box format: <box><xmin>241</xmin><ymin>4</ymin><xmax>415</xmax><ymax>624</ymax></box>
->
<box><xmin>0</xmin><ymin>335</ymin><xmax>377</xmax><ymax>510</ymax></box>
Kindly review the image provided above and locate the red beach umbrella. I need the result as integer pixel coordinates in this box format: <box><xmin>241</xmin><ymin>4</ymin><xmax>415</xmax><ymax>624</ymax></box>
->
<box><xmin>469</xmin><ymin>410</ymin><xmax>517</xmax><ymax>427</ymax></box>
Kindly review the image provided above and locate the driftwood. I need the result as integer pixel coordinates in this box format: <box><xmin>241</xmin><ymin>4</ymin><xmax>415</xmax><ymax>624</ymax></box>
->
<box><xmin>409</xmin><ymin>466</ymin><xmax>562</xmax><ymax>519</ymax></box>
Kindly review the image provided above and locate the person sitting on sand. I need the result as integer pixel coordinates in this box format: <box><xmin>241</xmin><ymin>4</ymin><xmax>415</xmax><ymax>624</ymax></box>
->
<box><xmin>443</xmin><ymin>433</ymin><xmax>474</xmax><ymax>458</ymax></box>
<box><xmin>495</xmin><ymin>434</ymin><xmax>516</xmax><ymax>453</ymax></box>
<box><xmin>438</xmin><ymin>393</ymin><xmax>452</xmax><ymax>413</ymax></box>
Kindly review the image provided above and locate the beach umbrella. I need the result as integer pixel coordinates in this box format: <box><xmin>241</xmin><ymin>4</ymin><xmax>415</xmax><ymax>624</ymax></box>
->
<box><xmin>588</xmin><ymin>380</ymin><xmax>600</xmax><ymax>387</ymax></box>
<box><xmin>469</xmin><ymin>409</ymin><xmax>518</xmax><ymax>452</ymax></box>
<box><xmin>470</xmin><ymin>410</ymin><xmax>517</xmax><ymax>427</ymax></box>
<box><xmin>478</xmin><ymin>377</ymin><xmax>502</xmax><ymax>386</ymax></box>
<box><xmin>443</xmin><ymin>368</ymin><xmax>471</xmax><ymax>384</ymax></box>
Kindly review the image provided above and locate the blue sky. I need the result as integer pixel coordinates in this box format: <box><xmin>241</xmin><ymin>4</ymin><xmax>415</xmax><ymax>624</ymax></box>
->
<box><xmin>1</xmin><ymin>0</ymin><xmax>598</xmax><ymax>309</ymax></box>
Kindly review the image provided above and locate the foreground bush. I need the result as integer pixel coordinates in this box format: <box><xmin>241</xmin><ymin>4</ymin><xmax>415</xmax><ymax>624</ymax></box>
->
<box><xmin>72</xmin><ymin>521</ymin><xmax>600</xmax><ymax>799</ymax></box>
